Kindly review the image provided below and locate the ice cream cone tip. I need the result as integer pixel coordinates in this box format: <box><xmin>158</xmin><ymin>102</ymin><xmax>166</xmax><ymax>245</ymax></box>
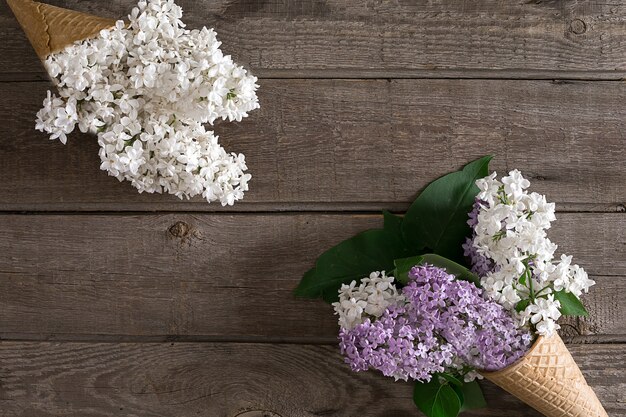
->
<box><xmin>482</xmin><ymin>333</ymin><xmax>608</xmax><ymax>417</ymax></box>
<box><xmin>7</xmin><ymin>0</ymin><xmax>116</xmax><ymax>60</ymax></box>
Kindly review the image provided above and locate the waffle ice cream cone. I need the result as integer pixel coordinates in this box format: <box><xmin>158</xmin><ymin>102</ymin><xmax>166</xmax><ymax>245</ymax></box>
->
<box><xmin>6</xmin><ymin>0</ymin><xmax>116</xmax><ymax>60</ymax></box>
<box><xmin>481</xmin><ymin>333</ymin><xmax>608</xmax><ymax>417</ymax></box>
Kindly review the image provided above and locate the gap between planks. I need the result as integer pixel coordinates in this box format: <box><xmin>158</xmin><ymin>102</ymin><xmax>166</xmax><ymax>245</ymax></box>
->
<box><xmin>1</xmin><ymin>69</ymin><xmax>626</xmax><ymax>83</ymax></box>
<box><xmin>0</xmin><ymin>202</ymin><xmax>623</xmax><ymax>214</ymax></box>
<box><xmin>1</xmin><ymin>333</ymin><xmax>624</xmax><ymax>345</ymax></box>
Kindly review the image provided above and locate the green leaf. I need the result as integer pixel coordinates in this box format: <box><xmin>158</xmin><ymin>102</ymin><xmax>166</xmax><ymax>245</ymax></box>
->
<box><xmin>553</xmin><ymin>290</ymin><xmax>589</xmax><ymax>317</ymax></box>
<box><xmin>451</xmin><ymin>385</ymin><xmax>465</xmax><ymax>410</ymax></box>
<box><xmin>393</xmin><ymin>253</ymin><xmax>480</xmax><ymax>286</ymax></box>
<box><xmin>420</xmin><ymin>254</ymin><xmax>480</xmax><ymax>285</ymax></box>
<box><xmin>515</xmin><ymin>299</ymin><xmax>531</xmax><ymax>312</ymax></box>
<box><xmin>413</xmin><ymin>379</ymin><xmax>462</xmax><ymax>417</ymax></box>
<box><xmin>382</xmin><ymin>211</ymin><xmax>417</xmax><ymax>264</ymax></box>
<box><xmin>458</xmin><ymin>381</ymin><xmax>487</xmax><ymax>411</ymax></box>
<box><xmin>440</xmin><ymin>373</ymin><xmax>463</xmax><ymax>387</ymax></box>
<box><xmin>294</xmin><ymin>156</ymin><xmax>493</xmax><ymax>303</ymax></box>
<box><xmin>383</xmin><ymin>210</ymin><xmax>404</xmax><ymax>235</ymax></box>
<box><xmin>294</xmin><ymin>214</ymin><xmax>414</xmax><ymax>302</ymax></box>
<box><xmin>402</xmin><ymin>156</ymin><xmax>492</xmax><ymax>263</ymax></box>
<box><xmin>393</xmin><ymin>255</ymin><xmax>424</xmax><ymax>284</ymax></box>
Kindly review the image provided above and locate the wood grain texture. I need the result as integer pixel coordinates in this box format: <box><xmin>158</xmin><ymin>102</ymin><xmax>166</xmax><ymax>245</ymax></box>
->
<box><xmin>1</xmin><ymin>80</ymin><xmax>625</xmax><ymax>212</ymax></box>
<box><xmin>0</xmin><ymin>342</ymin><xmax>623</xmax><ymax>417</ymax></box>
<box><xmin>1</xmin><ymin>0</ymin><xmax>626</xmax><ymax>78</ymax></box>
<box><xmin>0</xmin><ymin>213</ymin><xmax>623</xmax><ymax>341</ymax></box>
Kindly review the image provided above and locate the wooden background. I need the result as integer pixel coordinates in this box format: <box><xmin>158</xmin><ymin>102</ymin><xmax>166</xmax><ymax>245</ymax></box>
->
<box><xmin>0</xmin><ymin>1</ymin><xmax>625</xmax><ymax>416</ymax></box>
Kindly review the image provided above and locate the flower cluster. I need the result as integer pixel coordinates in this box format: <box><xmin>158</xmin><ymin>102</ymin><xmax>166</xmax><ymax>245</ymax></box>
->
<box><xmin>332</xmin><ymin>271</ymin><xmax>404</xmax><ymax>330</ymax></box>
<box><xmin>465</xmin><ymin>170</ymin><xmax>595</xmax><ymax>335</ymax></box>
<box><xmin>35</xmin><ymin>0</ymin><xmax>259</xmax><ymax>205</ymax></box>
<box><xmin>338</xmin><ymin>265</ymin><xmax>531</xmax><ymax>382</ymax></box>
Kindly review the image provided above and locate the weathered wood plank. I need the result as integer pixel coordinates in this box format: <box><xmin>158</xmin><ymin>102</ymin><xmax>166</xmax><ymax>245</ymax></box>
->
<box><xmin>1</xmin><ymin>0</ymin><xmax>626</xmax><ymax>78</ymax></box>
<box><xmin>0</xmin><ymin>213</ymin><xmax>623</xmax><ymax>341</ymax></box>
<box><xmin>1</xmin><ymin>274</ymin><xmax>622</xmax><ymax>344</ymax></box>
<box><xmin>0</xmin><ymin>80</ymin><xmax>624</xmax><ymax>212</ymax></box>
<box><xmin>0</xmin><ymin>342</ymin><xmax>623</xmax><ymax>417</ymax></box>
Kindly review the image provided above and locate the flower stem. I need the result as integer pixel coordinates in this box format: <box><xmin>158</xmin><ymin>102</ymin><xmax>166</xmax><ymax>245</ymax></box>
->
<box><xmin>533</xmin><ymin>285</ymin><xmax>552</xmax><ymax>298</ymax></box>
<box><xmin>527</xmin><ymin>267</ymin><xmax>535</xmax><ymax>299</ymax></box>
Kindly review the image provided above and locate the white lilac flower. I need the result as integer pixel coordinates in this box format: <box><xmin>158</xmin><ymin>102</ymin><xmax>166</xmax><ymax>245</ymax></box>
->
<box><xmin>524</xmin><ymin>295</ymin><xmax>562</xmax><ymax>335</ymax></box>
<box><xmin>332</xmin><ymin>271</ymin><xmax>404</xmax><ymax>330</ymax></box>
<box><xmin>35</xmin><ymin>0</ymin><xmax>259</xmax><ymax>205</ymax></box>
<box><xmin>465</xmin><ymin>170</ymin><xmax>595</xmax><ymax>336</ymax></box>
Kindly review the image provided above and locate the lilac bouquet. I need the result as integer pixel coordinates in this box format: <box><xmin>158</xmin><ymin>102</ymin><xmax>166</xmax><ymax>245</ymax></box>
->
<box><xmin>296</xmin><ymin>156</ymin><xmax>605</xmax><ymax>417</ymax></box>
<box><xmin>8</xmin><ymin>0</ymin><xmax>259</xmax><ymax>205</ymax></box>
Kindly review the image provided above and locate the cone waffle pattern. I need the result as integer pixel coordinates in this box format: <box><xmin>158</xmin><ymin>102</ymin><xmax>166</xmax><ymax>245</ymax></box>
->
<box><xmin>482</xmin><ymin>333</ymin><xmax>608</xmax><ymax>417</ymax></box>
<box><xmin>6</xmin><ymin>0</ymin><xmax>116</xmax><ymax>60</ymax></box>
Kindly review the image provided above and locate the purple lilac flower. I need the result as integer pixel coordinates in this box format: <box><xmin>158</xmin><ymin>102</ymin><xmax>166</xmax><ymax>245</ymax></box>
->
<box><xmin>338</xmin><ymin>265</ymin><xmax>531</xmax><ymax>382</ymax></box>
<box><xmin>463</xmin><ymin>200</ymin><xmax>496</xmax><ymax>277</ymax></box>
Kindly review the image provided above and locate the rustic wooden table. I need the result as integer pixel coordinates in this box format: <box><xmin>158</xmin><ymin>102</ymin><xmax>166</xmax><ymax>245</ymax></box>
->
<box><xmin>1</xmin><ymin>1</ymin><xmax>625</xmax><ymax>416</ymax></box>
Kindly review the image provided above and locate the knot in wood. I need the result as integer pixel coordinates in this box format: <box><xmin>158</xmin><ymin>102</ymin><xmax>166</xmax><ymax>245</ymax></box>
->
<box><xmin>569</xmin><ymin>19</ymin><xmax>587</xmax><ymax>35</ymax></box>
<box><xmin>168</xmin><ymin>221</ymin><xmax>190</xmax><ymax>238</ymax></box>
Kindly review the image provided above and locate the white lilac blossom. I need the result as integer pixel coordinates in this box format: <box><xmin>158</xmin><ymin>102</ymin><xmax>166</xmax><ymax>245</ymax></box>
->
<box><xmin>332</xmin><ymin>271</ymin><xmax>404</xmax><ymax>330</ymax></box>
<box><xmin>35</xmin><ymin>0</ymin><xmax>259</xmax><ymax>205</ymax></box>
<box><xmin>464</xmin><ymin>170</ymin><xmax>596</xmax><ymax>336</ymax></box>
<box><xmin>338</xmin><ymin>265</ymin><xmax>531</xmax><ymax>382</ymax></box>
